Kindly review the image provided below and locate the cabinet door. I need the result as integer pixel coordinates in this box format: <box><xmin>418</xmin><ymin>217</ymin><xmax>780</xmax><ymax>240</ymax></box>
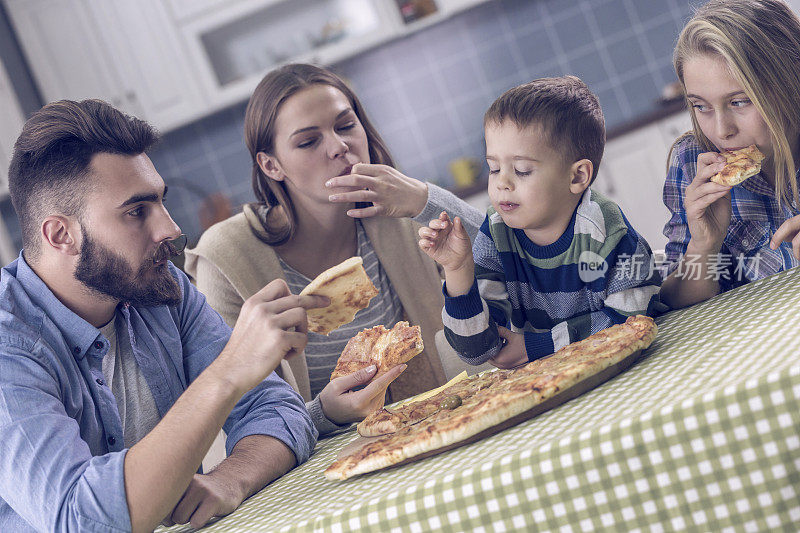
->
<box><xmin>166</xmin><ymin>0</ymin><xmax>235</xmax><ymax>21</ymax></box>
<box><xmin>0</xmin><ymin>58</ymin><xmax>24</xmax><ymax>262</ymax></box>
<box><xmin>4</xmin><ymin>0</ymin><xmax>127</xmax><ymax>109</ymax></box>
<box><xmin>88</xmin><ymin>0</ymin><xmax>205</xmax><ymax>130</ymax></box>
<box><xmin>0</xmin><ymin>57</ymin><xmax>25</xmax><ymax>196</ymax></box>
<box><xmin>600</xmin><ymin>123</ymin><xmax>673</xmax><ymax>253</ymax></box>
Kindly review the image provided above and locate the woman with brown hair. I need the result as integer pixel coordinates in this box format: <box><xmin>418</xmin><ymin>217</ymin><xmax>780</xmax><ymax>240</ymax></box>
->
<box><xmin>185</xmin><ymin>63</ymin><xmax>484</xmax><ymax>436</ymax></box>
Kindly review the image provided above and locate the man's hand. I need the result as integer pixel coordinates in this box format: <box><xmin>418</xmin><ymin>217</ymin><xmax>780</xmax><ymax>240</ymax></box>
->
<box><xmin>161</xmin><ymin>435</ymin><xmax>296</xmax><ymax>529</ymax></box>
<box><xmin>771</xmin><ymin>214</ymin><xmax>800</xmax><ymax>260</ymax></box>
<box><xmin>161</xmin><ymin>472</ymin><xmax>242</xmax><ymax>529</ymax></box>
<box><xmin>215</xmin><ymin>279</ymin><xmax>329</xmax><ymax>394</ymax></box>
<box><xmin>326</xmin><ymin>163</ymin><xmax>428</xmax><ymax>219</ymax></box>
<box><xmin>489</xmin><ymin>327</ymin><xmax>527</xmax><ymax>369</ymax></box>
<box><xmin>319</xmin><ymin>364</ymin><xmax>407</xmax><ymax>425</ymax></box>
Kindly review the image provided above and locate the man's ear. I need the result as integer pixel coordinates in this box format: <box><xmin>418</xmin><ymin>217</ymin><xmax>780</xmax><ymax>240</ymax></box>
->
<box><xmin>569</xmin><ymin>159</ymin><xmax>593</xmax><ymax>194</ymax></box>
<box><xmin>256</xmin><ymin>152</ymin><xmax>284</xmax><ymax>182</ymax></box>
<box><xmin>41</xmin><ymin>216</ymin><xmax>80</xmax><ymax>256</ymax></box>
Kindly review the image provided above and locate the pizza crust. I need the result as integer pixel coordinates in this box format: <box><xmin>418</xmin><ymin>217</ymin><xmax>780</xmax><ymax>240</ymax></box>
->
<box><xmin>325</xmin><ymin>315</ymin><xmax>658</xmax><ymax>480</ymax></box>
<box><xmin>710</xmin><ymin>145</ymin><xmax>765</xmax><ymax>186</ymax></box>
<box><xmin>299</xmin><ymin>256</ymin><xmax>379</xmax><ymax>335</ymax></box>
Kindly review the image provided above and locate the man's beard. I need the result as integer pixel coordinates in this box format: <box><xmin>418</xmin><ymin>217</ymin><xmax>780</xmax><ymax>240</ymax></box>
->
<box><xmin>74</xmin><ymin>228</ymin><xmax>182</xmax><ymax>307</ymax></box>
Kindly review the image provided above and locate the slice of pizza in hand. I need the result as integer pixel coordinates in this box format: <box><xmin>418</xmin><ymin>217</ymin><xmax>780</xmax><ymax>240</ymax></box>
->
<box><xmin>299</xmin><ymin>256</ymin><xmax>379</xmax><ymax>335</ymax></box>
<box><xmin>710</xmin><ymin>144</ymin><xmax>765</xmax><ymax>186</ymax></box>
<box><xmin>330</xmin><ymin>321</ymin><xmax>424</xmax><ymax>382</ymax></box>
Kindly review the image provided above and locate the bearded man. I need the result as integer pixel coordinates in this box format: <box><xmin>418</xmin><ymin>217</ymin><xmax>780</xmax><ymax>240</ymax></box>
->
<box><xmin>0</xmin><ymin>99</ymin><xmax>328</xmax><ymax>532</ymax></box>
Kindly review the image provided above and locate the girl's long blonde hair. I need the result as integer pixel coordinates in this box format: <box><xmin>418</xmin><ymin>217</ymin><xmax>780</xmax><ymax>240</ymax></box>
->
<box><xmin>673</xmin><ymin>0</ymin><xmax>800</xmax><ymax>206</ymax></box>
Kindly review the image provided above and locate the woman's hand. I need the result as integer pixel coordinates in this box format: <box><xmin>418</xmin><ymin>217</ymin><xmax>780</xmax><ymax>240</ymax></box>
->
<box><xmin>683</xmin><ymin>152</ymin><xmax>732</xmax><ymax>255</ymax></box>
<box><xmin>771</xmin><ymin>214</ymin><xmax>800</xmax><ymax>260</ymax></box>
<box><xmin>326</xmin><ymin>163</ymin><xmax>428</xmax><ymax>218</ymax></box>
<box><xmin>318</xmin><ymin>364</ymin><xmax>407</xmax><ymax>425</ymax></box>
<box><xmin>489</xmin><ymin>327</ymin><xmax>527</xmax><ymax>369</ymax></box>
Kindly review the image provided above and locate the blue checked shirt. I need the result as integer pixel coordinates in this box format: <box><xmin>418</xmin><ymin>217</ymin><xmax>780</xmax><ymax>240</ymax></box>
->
<box><xmin>0</xmin><ymin>254</ymin><xmax>316</xmax><ymax>533</ymax></box>
<box><xmin>663</xmin><ymin>134</ymin><xmax>800</xmax><ymax>292</ymax></box>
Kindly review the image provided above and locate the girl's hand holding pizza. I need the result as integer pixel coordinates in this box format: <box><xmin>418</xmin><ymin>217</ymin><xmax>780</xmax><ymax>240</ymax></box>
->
<box><xmin>771</xmin><ymin>214</ymin><xmax>800</xmax><ymax>260</ymax></box>
<box><xmin>684</xmin><ymin>152</ymin><xmax>733</xmax><ymax>254</ymax></box>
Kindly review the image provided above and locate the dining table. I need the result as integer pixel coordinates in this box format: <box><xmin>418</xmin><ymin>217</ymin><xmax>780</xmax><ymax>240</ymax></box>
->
<box><xmin>162</xmin><ymin>265</ymin><xmax>800</xmax><ymax>532</ymax></box>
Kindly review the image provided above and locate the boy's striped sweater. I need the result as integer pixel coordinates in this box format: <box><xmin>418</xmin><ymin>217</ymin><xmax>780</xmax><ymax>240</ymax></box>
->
<box><xmin>442</xmin><ymin>188</ymin><xmax>662</xmax><ymax>365</ymax></box>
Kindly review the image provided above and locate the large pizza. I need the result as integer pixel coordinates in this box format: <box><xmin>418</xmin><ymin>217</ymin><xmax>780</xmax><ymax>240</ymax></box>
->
<box><xmin>324</xmin><ymin>315</ymin><xmax>657</xmax><ymax>481</ymax></box>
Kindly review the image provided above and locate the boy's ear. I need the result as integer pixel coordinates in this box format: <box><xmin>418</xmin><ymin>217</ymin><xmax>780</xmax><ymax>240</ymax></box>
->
<box><xmin>569</xmin><ymin>159</ymin><xmax>593</xmax><ymax>194</ymax></box>
<box><xmin>256</xmin><ymin>152</ymin><xmax>285</xmax><ymax>182</ymax></box>
<box><xmin>41</xmin><ymin>215</ymin><xmax>80</xmax><ymax>256</ymax></box>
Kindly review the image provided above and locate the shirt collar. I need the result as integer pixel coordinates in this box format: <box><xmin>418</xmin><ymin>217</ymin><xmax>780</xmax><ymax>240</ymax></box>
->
<box><xmin>740</xmin><ymin>172</ymin><xmax>776</xmax><ymax>198</ymax></box>
<box><xmin>14</xmin><ymin>252</ymin><xmax>103</xmax><ymax>360</ymax></box>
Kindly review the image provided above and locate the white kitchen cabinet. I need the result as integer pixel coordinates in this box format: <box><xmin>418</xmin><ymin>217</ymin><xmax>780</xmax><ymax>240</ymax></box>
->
<box><xmin>166</xmin><ymin>0</ymin><xmax>233</xmax><ymax>22</ymax></box>
<box><xmin>597</xmin><ymin>111</ymin><xmax>693</xmax><ymax>253</ymax></box>
<box><xmin>89</xmin><ymin>0</ymin><xmax>206</xmax><ymax>129</ymax></box>
<box><xmin>4</xmin><ymin>0</ymin><xmax>492</xmax><ymax>129</ymax></box>
<box><xmin>4</xmin><ymin>0</ymin><xmax>126</xmax><ymax>109</ymax></box>
<box><xmin>0</xmin><ymin>58</ymin><xmax>24</xmax><ymax>262</ymax></box>
<box><xmin>0</xmin><ymin>58</ymin><xmax>25</xmax><ymax>197</ymax></box>
<box><xmin>4</xmin><ymin>0</ymin><xmax>204</xmax><ymax>131</ymax></box>
<box><xmin>178</xmin><ymin>0</ymin><xmax>401</xmax><ymax>110</ymax></box>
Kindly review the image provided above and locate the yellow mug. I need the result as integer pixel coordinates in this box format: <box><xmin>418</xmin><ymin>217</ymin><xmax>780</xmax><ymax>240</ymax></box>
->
<box><xmin>449</xmin><ymin>157</ymin><xmax>482</xmax><ymax>188</ymax></box>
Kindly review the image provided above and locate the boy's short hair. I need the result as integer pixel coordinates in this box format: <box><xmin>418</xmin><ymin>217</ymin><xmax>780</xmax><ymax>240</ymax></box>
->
<box><xmin>484</xmin><ymin>76</ymin><xmax>605</xmax><ymax>181</ymax></box>
<box><xmin>8</xmin><ymin>99</ymin><xmax>158</xmax><ymax>260</ymax></box>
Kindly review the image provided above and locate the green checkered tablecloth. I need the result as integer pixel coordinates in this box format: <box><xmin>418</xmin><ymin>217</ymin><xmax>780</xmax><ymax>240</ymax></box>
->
<box><xmin>163</xmin><ymin>267</ymin><xmax>800</xmax><ymax>532</ymax></box>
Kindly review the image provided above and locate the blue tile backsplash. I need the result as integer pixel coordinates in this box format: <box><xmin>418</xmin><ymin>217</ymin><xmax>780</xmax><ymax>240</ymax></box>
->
<box><xmin>2</xmin><ymin>0</ymin><xmax>701</xmax><ymax>251</ymax></box>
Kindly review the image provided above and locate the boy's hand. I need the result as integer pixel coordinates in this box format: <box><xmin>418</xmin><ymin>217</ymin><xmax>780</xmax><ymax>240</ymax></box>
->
<box><xmin>489</xmin><ymin>327</ymin><xmax>528</xmax><ymax>369</ymax></box>
<box><xmin>418</xmin><ymin>211</ymin><xmax>473</xmax><ymax>272</ymax></box>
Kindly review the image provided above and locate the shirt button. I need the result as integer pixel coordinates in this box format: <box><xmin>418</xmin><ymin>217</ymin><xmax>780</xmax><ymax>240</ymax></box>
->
<box><xmin>94</xmin><ymin>341</ymin><xmax>104</xmax><ymax>350</ymax></box>
<box><xmin>96</xmin><ymin>378</ymin><xmax>105</xmax><ymax>386</ymax></box>
<box><xmin>107</xmin><ymin>436</ymin><xmax>116</xmax><ymax>446</ymax></box>
<box><xmin>73</xmin><ymin>346</ymin><xmax>80</xmax><ymax>354</ymax></box>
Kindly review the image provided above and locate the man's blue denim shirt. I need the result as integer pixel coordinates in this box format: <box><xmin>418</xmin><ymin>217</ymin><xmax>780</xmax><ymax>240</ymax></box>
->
<box><xmin>0</xmin><ymin>254</ymin><xmax>317</xmax><ymax>532</ymax></box>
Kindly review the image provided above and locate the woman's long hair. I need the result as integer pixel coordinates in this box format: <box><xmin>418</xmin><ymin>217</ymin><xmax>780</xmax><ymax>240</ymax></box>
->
<box><xmin>673</xmin><ymin>0</ymin><xmax>800</xmax><ymax>206</ymax></box>
<box><xmin>243</xmin><ymin>63</ymin><xmax>395</xmax><ymax>245</ymax></box>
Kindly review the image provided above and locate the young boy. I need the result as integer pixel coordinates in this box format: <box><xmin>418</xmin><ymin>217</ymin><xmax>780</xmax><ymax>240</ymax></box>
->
<box><xmin>419</xmin><ymin>76</ymin><xmax>662</xmax><ymax>368</ymax></box>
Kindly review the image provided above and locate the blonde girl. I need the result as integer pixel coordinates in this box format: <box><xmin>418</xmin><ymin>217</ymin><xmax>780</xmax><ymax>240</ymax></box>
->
<box><xmin>660</xmin><ymin>0</ymin><xmax>800</xmax><ymax>309</ymax></box>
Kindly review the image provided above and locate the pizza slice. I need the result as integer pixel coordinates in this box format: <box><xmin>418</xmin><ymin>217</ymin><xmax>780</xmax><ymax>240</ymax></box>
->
<box><xmin>357</xmin><ymin>371</ymin><xmax>503</xmax><ymax>436</ymax></box>
<box><xmin>330</xmin><ymin>321</ymin><xmax>424</xmax><ymax>382</ymax></box>
<box><xmin>299</xmin><ymin>256</ymin><xmax>379</xmax><ymax>335</ymax></box>
<box><xmin>710</xmin><ymin>144</ymin><xmax>765</xmax><ymax>186</ymax></box>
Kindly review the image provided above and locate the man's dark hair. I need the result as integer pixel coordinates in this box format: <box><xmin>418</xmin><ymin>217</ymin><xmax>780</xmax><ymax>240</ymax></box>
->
<box><xmin>8</xmin><ymin>99</ymin><xmax>158</xmax><ymax>260</ymax></box>
<box><xmin>484</xmin><ymin>76</ymin><xmax>606</xmax><ymax>181</ymax></box>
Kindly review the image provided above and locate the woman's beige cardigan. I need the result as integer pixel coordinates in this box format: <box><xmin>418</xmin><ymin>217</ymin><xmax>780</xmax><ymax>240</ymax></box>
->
<box><xmin>184</xmin><ymin>206</ymin><xmax>453</xmax><ymax>402</ymax></box>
